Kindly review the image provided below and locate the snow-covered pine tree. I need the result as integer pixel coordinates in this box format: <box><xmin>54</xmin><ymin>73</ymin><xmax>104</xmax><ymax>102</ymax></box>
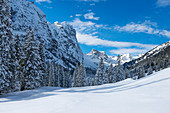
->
<box><xmin>138</xmin><ymin>66</ymin><xmax>145</xmax><ymax>79</ymax></box>
<box><xmin>124</xmin><ymin>68</ymin><xmax>130</xmax><ymax>79</ymax></box>
<box><xmin>107</xmin><ymin>64</ymin><xmax>114</xmax><ymax>83</ymax></box>
<box><xmin>115</xmin><ymin>55</ymin><xmax>125</xmax><ymax>82</ymax></box>
<box><xmin>68</xmin><ymin>71</ymin><xmax>73</xmax><ymax>88</ymax></box>
<box><xmin>64</xmin><ymin>70</ymin><xmax>69</xmax><ymax>88</ymax></box>
<box><xmin>38</xmin><ymin>39</ymin><xmax>46</xmax><ymax>86</ymax></box>
<box><xmin>12</xmin><ymin>34</ymin><xmax>22</xmax><ymax>91</ymax></box>
<box><xmin>53</xmin><ymin>62</ymin><xmax>58</xmax><ymax>87</ymax></box>
<box><xmin>21</xmin><ymin>29</ymin><xmax>42</xmax><ymax>90</ymax></box>
<box><xmin>59</xmin><ymin>66</ymin><xmax>65</xmax><ymax>87</ymax></box>
<box><xmin>45</xmin><ymin>60</ymin><xmax>50</xmax><ymax>86</ymax></box>
<box><xmin>72</xmin><ymin>63</ymin><xmax>79</xmax><ymax>87</ymax></box>
<box><xmin>0</xmin><ymin>0</ymin><xmax>14</xmax><ymax>94</ymax></box>
<box><xmin>112</xmin><ymin>67</ymin><xmax>117</xmax><ymax>83</ymax></box>
<box><xmin>48</xmin><ymin>61</ymin><xmax>54</xmax><ymax>86</ymax></box>
<box><xmin>56</xmin><ymin>64</ymin><xmax>60</xmax><ymax>87</ymax></box>
<box><xmin>94</xmin><ymin>57</ymin><xmax>105</xmax><ymax>85</ymax></box>
<box><xmin>77</xmin><ymin>60</ymin><xmax>86</xmax><ymax>87</ymax></box>
<box><xmin>147</xmin><ymin>64</ymin><xmax>153</xmax><ymax>75</ymax></box>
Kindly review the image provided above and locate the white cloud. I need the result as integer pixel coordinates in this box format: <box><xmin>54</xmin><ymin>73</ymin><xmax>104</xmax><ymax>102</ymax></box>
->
<box><xmin>75</xmin><ymin>14</ymin><xmax>82</xmax><ymax>17</ymax></box>
<box><xmin>114</xmin><ymin>21</ymin><xmax>170</xmax><ymax>38</ymax></box>
<box><xmin>76</xmin><ymin>32</ymin><xmax>156</xmax><ymax>49</ymax></box>
<box><xmin>69</xmin><ymin>18</ymin><xmax>97</xmax><ymax>33</ymax></box>
<box><xmin>35</xmin><ymin>0</ymin><xmax>52</xmax><ymax>3</ymax></box>
<box><xmin>84</xmin><ymin>12</ymin><xmax>100</xmax><ymax>20</ymax></box>
<box><xmin>157</xmin><ymin>0</ymin><xmax>170</xmax><ymax>7</ymax></box>
<box><xmin>69</xmin><ymin>18</ymin><xmax>157</xmax><ymax>55</ymax></box>
<box><xmin>110</xmin><ymin>48</ymin><xmax>149</xmax><ymax>55</ymax></box>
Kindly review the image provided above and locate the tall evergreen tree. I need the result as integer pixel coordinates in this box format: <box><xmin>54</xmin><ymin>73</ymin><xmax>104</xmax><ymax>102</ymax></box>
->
<box><xmin>53</xmin><ymin>62</ymin><xmax>58</xmax><ymax>87</ymax></box>
<box><xmin>48</xmin><ymin>61</ymin><xmax>54</xmax><ymax>86</ymax></box>
<box><xmin>77</xmin><ymin>60</ymin><xmax>86</xmax><ymax>87</ymax></box>
<box><xmin>38</xmin><ymin>39</ymin><xmax>46</xmax><ymax>86</ymax></box>
<box><xmin>107</xmin><ymin>64</ymin><xmax>114</xmax><ymax>83</ymax></box>
<box><xmin>21</xmin><ymin>29</ymin><xmax>42</xmax><ymax>90</ymax></box>
<box><xmin>68</xmin><ymin>71</ymin><xmax>73</xmax><ymax>88</ymax></box>
<box><xmin>12</xmin><ymin>34</ymin><xmax>22</xmax><ymax>91</ymax></box>
<box><xmin>59</xmin><ymin>66</ymin><xmax>65</xmax><ymax>87</ymax></box>
<box><xmin>64</xmin><ymin>70</ymin><xmax>69</xmax><ymax>88</ymax></box>
<box><xmin>138</xmin><ymin>66</ymin><xmax>145</xmax><ymax>79</ymax></box>
<box><xmin>72</xmin><ymin>64</ymin><xmax>79</xmax><ymax>87</ymax></box>
<box><xmin>147</xmin><ymin>65</ymin><xmax>153</xmax><ymax>75</ymax></box>
<box><xmin>0</xmin><ymin>0</ymin><xmax>14</xmax><ymax>94</ymax></box>
<box><xmin>124</xmin><ymin>68</ymin><xmax>130</xmax><ymax>79</ymax></box>
<box><xmin>115</xmin><ymin>55</ymin><xmax>125</xmax><ymax>81</ymax></box>
<box><xmin>94</xmin><ymin>57</ymin><xmax>106</xmax><ymax>85</ymax></box>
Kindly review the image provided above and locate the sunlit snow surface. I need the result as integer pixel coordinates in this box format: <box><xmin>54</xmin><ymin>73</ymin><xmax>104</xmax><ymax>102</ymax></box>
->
<box><xmin>1</xmin><ymin>68</ymin><xmax>170</xmax><ymax>113</ymax></box>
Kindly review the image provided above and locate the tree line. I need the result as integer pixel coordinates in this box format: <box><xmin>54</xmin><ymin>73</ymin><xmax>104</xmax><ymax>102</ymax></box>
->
<box><xmin>1</xmin><ymin>0</ymin><xmax>170</xmax><ymax>95</ymax></box>
<box><xmin>0</xmin><ymin>0</ymin><xmax>87</xmax><ymax>94</ymax></box>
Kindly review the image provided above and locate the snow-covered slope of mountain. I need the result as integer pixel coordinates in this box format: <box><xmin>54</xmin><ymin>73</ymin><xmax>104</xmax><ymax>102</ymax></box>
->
<box><xmin>142</xmin><ymin>41</ymin><xmax>170</xmax><ymax>60</ymax></box>
<box><xmin>124</xmin><ymin>41</ymin><xmax>170</xmax><ymax>69</ymax></box>
<box><xmin>9</xmin><ymin>0</ymin><xmax>83</xmax><ymax>69</ymax></box>
<box><xmin>1</xmin><ymin>67</ymin><xmax>170</xmax><ymax>113</ymax></box>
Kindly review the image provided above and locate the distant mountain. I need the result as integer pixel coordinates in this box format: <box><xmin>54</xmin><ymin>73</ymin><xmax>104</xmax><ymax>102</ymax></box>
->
<box><xmin>84</xmin><ymin>49</ymin><xmax>138</xmax><ymax>77</ymax></box>
<box><xmin>124</xmin><ymin>41</ymin><xmax>170</xmax><ymax>78</ymax></box>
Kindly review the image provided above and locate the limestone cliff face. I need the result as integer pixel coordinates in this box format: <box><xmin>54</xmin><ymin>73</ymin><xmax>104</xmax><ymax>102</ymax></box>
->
<box><xmin>10</xmin><ymin>0</ymin><xmax>83</xmax><ymax>69</ymax></box>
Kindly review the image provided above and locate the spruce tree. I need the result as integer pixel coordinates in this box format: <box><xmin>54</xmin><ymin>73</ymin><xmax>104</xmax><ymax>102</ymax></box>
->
<box><xmin>38</xmin><ymin>39</ymin><xmax>46</xmax><ymax>86</ymax></box>
<box><xmin>53</xmin><ymin>62</ymin><xmax>59</xmax><ymax>87</ymax></box>
<box><xmin>147</xmin><ymin>65</ymin><xmax>153</xmax><ymax>75</ymax></box>
<box><xmin>107</xmin><ymin>64</ymin><xmax>114</xmax><ymax>83</ymax></box>
<box><xmin>138</xmin><ymin>66</ymin><xmax>145</xmax><ymax>79</ymax></box>
<box><xmin>21</xmin><ymin>29</ymin><xmax>42</xmax><ymax>90</ymax></box>
<box><xmin>112</xmin><ymin>67</ymin><xmax>117</xmax><ymax>83</ymax></box>
<box><xmin>72</xmin><ymin>64</ymin><xmax>79</xmax><ymax>87</ymax></box>
<box><xmin>124</xmin><ymin>68</ymin><xmax>130</xmax><ymax>79</ymax></box>
<box><xmin>59</xmin><ymin>66</ymin><xmax>65</xmax><ymax>87</ymax></box>
<box><xmin>0</xmin><ymin>0</ymin><xmax>14</xmax><ymax>94</ymax></box>
<box><xmin>56</xmin><ymin>64</ymin><xmax>60</xmax><ymax>87</ymax></box>
<box><xmin>12</xmin><ymin>34</ymin><xmax>22</xmax><ymax>91</ymax></box>
<box><xmin>48</xmin><ymin>61</ymin><xmax>53</xmax><ymax>86</ymax></box>
<box><xmin>115</xmin><ymin>55</ymin><xmax>125</xmax><ymax>81</ymax></box>
<box><xmin>64</xmin><ymin>70</ymin><xmax>69</xmax><ymax>88</ymax></box>
<box><xmin>68</xmin><ymin>71</ymin><xmax>73</xmax><ymax>88</ymax></box>
<box><xmin>94</xmin><ymin>57</ymin><xmax>106</xmax><ymax>85</ymax></box>
<box><xmin>77</xmin><ymin>60</ymin><xmax>86</xmax><ymax>87</ymax></box>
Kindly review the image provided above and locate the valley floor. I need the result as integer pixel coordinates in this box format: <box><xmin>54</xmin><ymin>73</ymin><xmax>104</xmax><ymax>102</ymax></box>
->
<box><xmin>1</xmin><ymin>68</ymin><xmax>170</xmax><ymax>113</ymax></box>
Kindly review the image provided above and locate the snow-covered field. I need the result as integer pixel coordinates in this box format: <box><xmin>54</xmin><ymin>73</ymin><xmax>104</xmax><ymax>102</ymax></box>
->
<box><xmin>1</xmin><ymin>68</ymin><xmax>170</xmax><ymax>113</ymax></box>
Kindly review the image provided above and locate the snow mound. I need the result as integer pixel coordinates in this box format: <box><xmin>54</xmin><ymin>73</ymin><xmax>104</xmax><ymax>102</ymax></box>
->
<box><xmin>1</xmin><ymin>68</ymin><xmax>170</xmax><ymax>113</ymax></box>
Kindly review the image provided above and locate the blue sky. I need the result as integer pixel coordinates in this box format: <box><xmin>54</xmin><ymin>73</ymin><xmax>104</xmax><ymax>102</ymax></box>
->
<box><xmin>31</xmin><ymin>0</ymin><xmax>170</xmax><ymax>56</ymax></box>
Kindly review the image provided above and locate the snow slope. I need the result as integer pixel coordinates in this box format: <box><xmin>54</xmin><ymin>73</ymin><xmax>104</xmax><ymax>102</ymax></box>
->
<box><xmin>1</xmin><ymin>68</ymin><xmax>170</xmax><ymax>113</ymax></box>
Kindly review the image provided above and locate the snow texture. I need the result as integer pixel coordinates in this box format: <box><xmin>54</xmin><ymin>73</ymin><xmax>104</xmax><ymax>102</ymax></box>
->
<box><xmin>1</xmin><ymin>67</ymin><xmax>170</xmax><ymax>113</ymax></box>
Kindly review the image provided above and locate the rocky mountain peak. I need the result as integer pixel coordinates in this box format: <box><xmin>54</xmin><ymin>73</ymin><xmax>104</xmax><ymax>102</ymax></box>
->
<box><xmin>9</xmin><ymin>0</ymin><xmax>83</xmax><ymax>69</ymax></box>
<box><xmin>88</xmin><ymin>49</ymin><xmax>108</xmax><ymax>59</ymax></box>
